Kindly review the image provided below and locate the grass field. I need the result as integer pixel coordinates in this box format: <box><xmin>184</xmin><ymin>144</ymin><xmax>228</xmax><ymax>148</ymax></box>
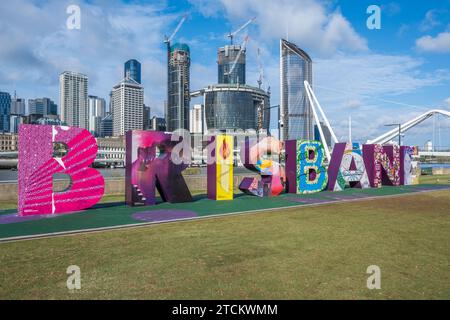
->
<box><xmin>0</xmin><ymin>185</ymin><xmax>449</xmax><ymax>299</ymax></box>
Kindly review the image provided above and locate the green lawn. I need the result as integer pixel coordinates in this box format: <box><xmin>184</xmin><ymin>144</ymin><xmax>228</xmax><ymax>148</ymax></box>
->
<box><xmin>0</xmin><ymin>189</ymin><xmax>449</xmax><ymax>299</ymax></box>
<box><xmin>419</xmin><ymin>174</ymin><xmax>450</xmax><ymax>185</ymax></box>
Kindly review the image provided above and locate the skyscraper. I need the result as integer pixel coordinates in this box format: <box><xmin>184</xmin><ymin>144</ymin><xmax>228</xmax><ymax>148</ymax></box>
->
<box><xmin>314</xmin><ymin>122</ymin><xmax>332</xmax><ymax>146</ymax></box>
<box><xmin>88</xmin><ymin>95</ymin><xmax>106</xmax><ymax>136</ymax></box>
<box><xmin>280</xmin><ymin>39</ymin><xmax>313</xmax><ymax>141</ymax></box>
<box><xmin>10</xmin><ymin>115</ymin><xmax>24</xmax><ymax>134</ymax></box>
<box><xmin>100</xmin><ymin>113</ymin><xmax>113</xmax><ymax>137</ymax></box>
<box><xmin>167</xmin><ymin>43</ymin><xmax>190</xmax><ymax>132</ymax></box>
<box><xmin>59</xmin><ymin>71</ymin><xmax>89</xmax><ymax>129</ymax></box>
<box><xmin>196</xmin><ymin>84</ymin><xmax>270</xmax><ymax>132</ymax></box>
<box><xmin>218</xmin><ymin>45</ymin><xmax>246</xmax><ymax>85</ymax></box>
<box><xmin>143</xmin><ymin>104</ymin><xmax>151</xmax><ymax>130</ymax></box>
<box><xmin>28</xmin><ymin>98</ymin><xmax>57</xmax><ymax>116</ymax></box>
<box><xmin>0</xmin><ymin>92</ymin><xmax>11</xmax><ymax>132</ymax></box>
<box><xmin>189</xmin><ymin>104</ymin><xmax>204</xmax><ymax>134</ymax></box>
<box><xmin>151</xmin><ymin>116</ymin><xmax>166</xmax><ymax>131</ymax></box>
<box><xmin>190</xmin><ymin>39</ymin><xmax>270</xmax><ymax>134</ymax></box>
<box><xmin>111</xmin><ymin>76</ymin><xmax>143</xmax><ymax>136</ymax></box>
<box><xmin>124</xmin><ymin>59</ymin><xmax>142</xmax><ymax>84</ymax></box>
<box><xmin>11</xmin><ymin>95</ymin><xmax>26</xmax><ymax>115</ymax></box>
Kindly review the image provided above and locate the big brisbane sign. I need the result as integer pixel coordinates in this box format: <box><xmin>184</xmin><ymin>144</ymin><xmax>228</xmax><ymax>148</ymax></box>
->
<box><xmin>17</xmin><ymin>125</ymin><xmax>419</xmax><ymax>216</ymax></box>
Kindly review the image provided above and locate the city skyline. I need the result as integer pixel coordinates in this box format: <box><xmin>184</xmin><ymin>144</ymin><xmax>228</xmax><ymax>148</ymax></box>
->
<box><xmin>0</xmin><ymin>0</ymin><xmax>449</xmax><ymax>146</ymax></box>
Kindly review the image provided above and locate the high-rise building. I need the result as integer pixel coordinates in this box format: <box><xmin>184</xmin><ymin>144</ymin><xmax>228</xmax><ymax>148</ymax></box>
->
<box><xmin>194</xmin><ymin>84</ymin><xmax>270</xmax><ymax>133</ymax></box>
<box><xmin>124</xmin><ymin>59</ymin><xmax>142</xmax><ymax>84</ymax></box>
<box><xmin>189</xmin><ymin>104</ymin><xmax>204</xmax><ymax>134</ymax></box>
<box><xmin>167</xmin><ymin>43</ymin><xmax>190</xmax><ymax>132</ymax></box>
<box><xmin>218</xmin><ymin>45</ymin><xmax>246</xmax><ymax>85</ymax></box>
<box><xmin>0</xmin><ymin>91</ymin><xmax>11</xmax><ymax>133</ymax></box>
<box><xmin>88</xmin><ymin>95</ymin><xmax>106</xmax><ymax>136</ymax></box>
<box><xmin>314</xmin><ymin>122</ymin><xmax>332</xmax><ymax>146</ymax></box>
<box><xmin>28</xmin><ymin>98</ymin><xmax>57</xmax><ymax>116</ymax></box>
<box><xmin>190</xmin><ymin>38</ymin><xmax>270</xmax><ymax>134</ymax></box>
<box><xmin>111</xmin><ymin>76</ymin><xmax>144</xmax><ymax>136</ymax></box>
<box><xmin>143</xmin><ymin>104</ymin><xmax>151</xmax><ymax>130</ymax></box>
<box><xmin>151</xmin><ymin>116</ymin><xmax>166</xmax><ymax>132</ymax></box>
<box><xmin>59</xmin><ymin>71</ymin><xmax>89</xmax><ymax>129</ymax></box>
<box><xmin>11</xmin><ymin>95</ymin><xmax>26</xmax><ymax>116</ymax></box>
<box><xmin>28</xmin><ymin>98</ymin><xmax>45</xmax><ymax>115</ymax></box>
<box><xmin>100</xmin><ymin>114</ymin><xmax>113</xmax><ymax>137</ymax></box>
<box><xmin>9</xmin><ymin>115</ymin><xmax>25</xmax><ymax>134</ymax></box>
<box><xmin>47</xmin><ymin>99</ymin><xmax>58</xmax><ymax>116</ymax></box>
<box><xmin>280</xmin><ymin>39</ymin><xmax>313</xmax><ymax>141</ymax></box>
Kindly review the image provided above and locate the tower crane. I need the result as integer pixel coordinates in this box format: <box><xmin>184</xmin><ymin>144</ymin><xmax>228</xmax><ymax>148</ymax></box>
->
<box><xmin>256</xmin><ymin>47</ymin><xmax>265</xmax><ymax>89</ymax></box>
<box><xmin>225</xmin><ymin>35</ymin><xmax>249</xmax><ymax>78</ymax></box>
<box><xmin>164</xmin><ymin>13</ymin><xmax>188</xmax><ymax>45</ymax></box>
<box><xmin>227</xmin><ymin>17</ymin><xmax>256</xmax><ymax>45</ymax></box>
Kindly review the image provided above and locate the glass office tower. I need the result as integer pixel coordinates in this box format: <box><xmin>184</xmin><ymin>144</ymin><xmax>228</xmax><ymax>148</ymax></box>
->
<box><xmin>203</xmin><ymin>84</ymin><xmax>270</xmax><ymax>132</ymax></box>
<box><xmin>280</xmin><ymin>39</ymin><xmax>313</xmax><ymax>141</ymax></box>
<box><xmin>0</xmin><ymin>91</ymin><xmax>11</xmax><ymax>132</ymax></box>
<box><xmin>217</xmin><ymin>45</ymin><xmax>246</xmax><ymax>85</ymax></box>
<box><xmin>124</xmin><ymin>59</ymin><xmax>142</xmax><ymax>84</ymax></box>
<box><xmin>167</xmin><ymin>43</ymin><xmax>190</xmax><ymax>131</ymax></box>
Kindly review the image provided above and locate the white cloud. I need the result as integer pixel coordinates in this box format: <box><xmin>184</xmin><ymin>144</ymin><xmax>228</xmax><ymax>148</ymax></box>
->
<box><xmin>445</xmin><ymin>98</ymin><xmax>450</xmax><ymax>107</ymax></box>
<box><xmin>344</xmin><ymin>99</ymin><xmax>362</xmax><ymax>109</ymax></box>
<box><xmin>416</xmin><ymin>32</ymin><xmax>450</xmax><ymax>53</ymax></box>
<box><xmin>310</xmin><ymin>54</ymin><xmax>450</xmax><ymax>142</ymax></box>
<box><xmin>0</xmin><ymin>0</ymin><xmax>173</xmax><ymax>115</ymax></box>
<box><xmin>190</xmin><ymin>0</ymin><xmax>368</xmax><ymax>57</ymax></box>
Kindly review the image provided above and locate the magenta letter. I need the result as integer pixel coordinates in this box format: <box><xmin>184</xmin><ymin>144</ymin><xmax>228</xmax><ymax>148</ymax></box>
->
<box><xmin>18</xmin><ymin>124</ymin><xmax>105</xmax><ymax>216</ymax></box>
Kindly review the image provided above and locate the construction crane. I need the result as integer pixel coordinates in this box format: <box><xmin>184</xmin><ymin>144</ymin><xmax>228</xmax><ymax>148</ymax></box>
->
<box><xmin>225</xmin><ymin>35</ymin><xmax>249</xmax><ymax>79</ymax></box>
<box><xmin>164</xmin><ymin>13</ymin><xmax>188</xmax><ymax>45</ymax></box>
<box><xmin>256</xmin><ymin>47</ymin><xmax>264</xmax><ymax>89</ymax></box>
<box><xmin>227</xmin><ymin>17</ymin><xmax>256</xmax><ymax>45</ymax></box>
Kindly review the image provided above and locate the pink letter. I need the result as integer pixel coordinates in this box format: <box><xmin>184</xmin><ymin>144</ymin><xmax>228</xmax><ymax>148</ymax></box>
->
<box><xmin>18</xmin><ymin>124</ymin><xmax>104</xmax><ymax>216</ymax></box>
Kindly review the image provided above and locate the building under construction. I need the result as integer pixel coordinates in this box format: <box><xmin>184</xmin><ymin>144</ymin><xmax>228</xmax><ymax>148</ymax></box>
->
<box><xmin>192</xmin><ymin>19</ymin><xmax>270</xmax><ymax>134</ymax></box>
<box><xmin>166</xmin><ymin>43</ymin><xmax>191</xmax><ymax>132</ymax></box>
<box><xmin>217</xmin><ymin>45</ymin><xmax>246</xmax><ymax>85</ymax></box>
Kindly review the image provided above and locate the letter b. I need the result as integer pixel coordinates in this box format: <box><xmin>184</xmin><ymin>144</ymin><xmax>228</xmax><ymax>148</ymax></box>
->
<box><xmin>18</xmin><ymin>125</ymin><xmax>105</xmax><ymax>216</ymax></box>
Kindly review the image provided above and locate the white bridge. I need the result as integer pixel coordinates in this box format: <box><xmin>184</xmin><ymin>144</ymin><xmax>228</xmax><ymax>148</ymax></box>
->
<box><xmin>367</xmin><ymin>109</ymin><xmax>450</xmax><ymax>145</ymax></box>
<box><xmin>304</xmin><ymin>80</ymin><xmax>450</xmax><ymax>159</ymax></box>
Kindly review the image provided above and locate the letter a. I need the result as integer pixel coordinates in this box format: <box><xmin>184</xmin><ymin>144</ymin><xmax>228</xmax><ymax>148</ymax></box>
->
<box><xmin>366</xmin><ymin>5</ymin><xmax>381</xmax><ymax>30</ymax></box>
<box><xmin>66</xmin><ymin>5</ymin><xmax>81</xmax><ymax>30</ymax></box>
<box><xmin>366</xmin><ymin>265</ymin><xmax>381</xmax><ymax>289</ymax></box>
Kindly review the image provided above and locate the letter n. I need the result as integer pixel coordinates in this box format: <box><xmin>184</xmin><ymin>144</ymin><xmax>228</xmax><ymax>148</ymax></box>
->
<box><xmin>363</xmin><ymin>144</ymin><xmax>400</xmax><ymax>187</ymax></box>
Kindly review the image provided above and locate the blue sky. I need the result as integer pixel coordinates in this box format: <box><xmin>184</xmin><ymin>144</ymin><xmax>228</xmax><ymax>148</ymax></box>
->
<box><xmin>0</xmin><ymin>0</ymin><xmax>449</xmax><ymax>146</ymax></box>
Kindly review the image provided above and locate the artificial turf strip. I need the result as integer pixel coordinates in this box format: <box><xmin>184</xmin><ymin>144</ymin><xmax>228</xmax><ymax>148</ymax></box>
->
<box><xmin>1</xmin><ymin>190</ymin><xmax>449</xmax><ymax>299</ymax></box>
<box><xmin>0</xmin><ymin>184</ymin><xmax>448</xmax><ymax>241</ymax></box>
